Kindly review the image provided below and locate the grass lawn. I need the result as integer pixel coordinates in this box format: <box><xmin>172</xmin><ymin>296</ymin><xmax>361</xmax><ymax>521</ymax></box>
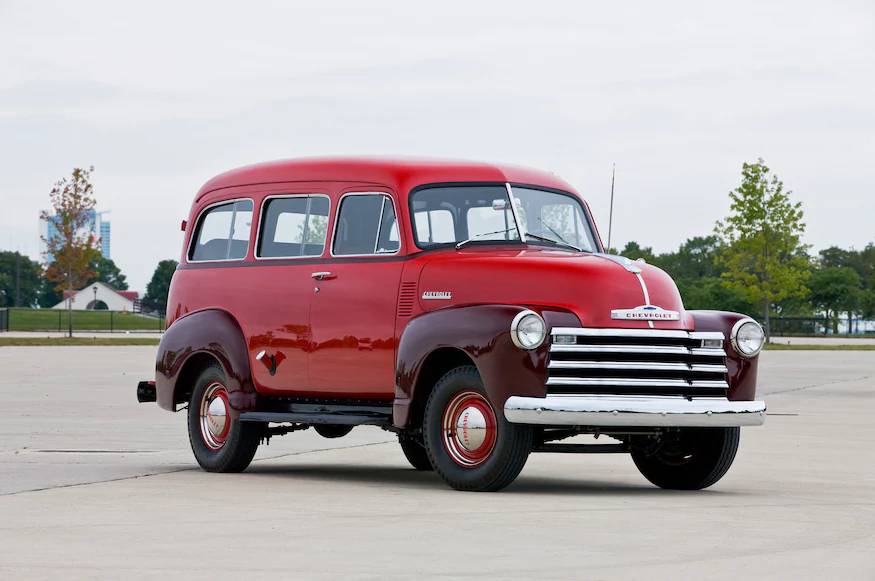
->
<box><xmin>764</xmin><ymin>343</ymin><xmax>875</xmax><ymax>351</ymax></box>
<box><xmin>0</xmin><ymin>337</ymin><xmax>160</xmax><ymax>346</ymax></box>
<box><xmin>6</xmin><ymin>308</ymin><xmax>164</xmax><ymax>332</ymax></box>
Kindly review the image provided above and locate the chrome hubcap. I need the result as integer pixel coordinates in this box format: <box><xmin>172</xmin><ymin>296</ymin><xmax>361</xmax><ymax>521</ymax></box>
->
<box><xmin>442</xmin><ymin>391</ymin><xmax>497</xmax><ymax>467</ymax></box>
<box><xmin>455</xmin><ymin>405</ymin><xmax>488</xmax><ymax>452</ymax></box>
<box><xmin>200</xmin><ymin>383</ymin><xmax>231</xmax><ymax>450</ymax></box>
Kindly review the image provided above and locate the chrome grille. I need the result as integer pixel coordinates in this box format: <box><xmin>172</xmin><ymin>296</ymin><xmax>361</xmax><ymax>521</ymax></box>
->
<box><xmin>547</xmin><ymin>327</ymin><xmax>728</xmax><ymax>397</ymax></box>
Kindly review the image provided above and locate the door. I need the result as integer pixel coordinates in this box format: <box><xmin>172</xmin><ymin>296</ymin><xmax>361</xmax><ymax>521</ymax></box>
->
<box><xmin>308</xmin><ymin>192</ymin><xmax>404</xmax><ymax>398</ymax></box>
<box><xmin>247</xmin><ymin>194</ymin><xmax>331</xmax><ymax>394</ymax></box>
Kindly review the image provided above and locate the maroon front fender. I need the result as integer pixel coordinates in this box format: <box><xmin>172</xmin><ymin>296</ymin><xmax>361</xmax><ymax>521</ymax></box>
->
<box><xmin>690</xmin><ymin>310</ymin><xmax>759</xmax><ymax>401</ymax></box>
<box><xmin>394</xmin><ymin>305</ymin><xmax>580</xmax><ymax>428</ymax></box>
<box><xmin>155</xmin><ymin>309</ymin><xmax>256</xmax><ymax>412</ymax></box>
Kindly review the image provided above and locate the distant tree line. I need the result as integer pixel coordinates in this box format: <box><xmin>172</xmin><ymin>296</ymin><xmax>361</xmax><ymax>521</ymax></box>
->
<box><xmin>0</xmin><ymin>250</ymin><xmax>177</xmax><ymax>315</ymax></box>
<box><xmin>610</xmin><ymin>160</ymin><xmax>873</xmax><ymax>336</ymax></box>
<box><xmin>2</xmin><ymin>160</ymin><xmax>872</xmax><ymax>333</ymax></box>
<box><xmin>0</xmin><ymin>166</ymin><xmax>178</xmax><ymax>316</ymax></box>
<box><xmin>613</xmin><ymin>239</ymin><xmax>874</xmax><ymax>332</ymax></box>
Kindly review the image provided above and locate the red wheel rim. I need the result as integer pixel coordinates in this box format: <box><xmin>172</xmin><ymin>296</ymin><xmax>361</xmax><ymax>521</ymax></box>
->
<box><xmin>441</xmin><ymin>391</ymin><xmax>498</xmax><ymax>467</ymax></box>
<box><xmin>199</xmin><ymin>382</ymin><xmax>231</xmax><ymax>450</ymax></box>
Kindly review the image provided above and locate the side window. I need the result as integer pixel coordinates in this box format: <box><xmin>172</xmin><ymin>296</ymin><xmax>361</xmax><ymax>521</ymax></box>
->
<box><xmin>414</xmin><ymin>209</ymin><xmax>455</xmax><ymax>244</ymax></box>
<box><xmin>333</xmin><ymin>194</ymin><xmax>400</xmax><ymax>256</ymax></box>
<box><xmin>258</xmin><ymin>196</ymin><xmax>329</xmax><ymax>258</ymax></box>
<box><xmin>189</xmin><ymin>200</ymin><xmax>253</xmax><ymax>262</ymax></box>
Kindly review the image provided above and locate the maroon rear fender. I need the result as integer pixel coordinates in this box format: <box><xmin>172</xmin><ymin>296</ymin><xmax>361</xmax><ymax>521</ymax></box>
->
<box><xmin>394</xmin><ymin>304</ymin><xmax>580</xmax><ymax>428</ymax></box>
<box><xmin>155</xmin><ymin>309</ymin><xmax>256</xmax><ymax>412</ymax></box>
<box><xmin>689</xmin><ymin>310</ymin><xmax>759</xmax><ymax>401</ymax></box>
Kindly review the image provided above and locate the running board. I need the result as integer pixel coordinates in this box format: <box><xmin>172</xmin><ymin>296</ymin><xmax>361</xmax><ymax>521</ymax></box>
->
<box><xmin>239</xmin><ymin>402</ymin><xmax>393</xmax><ymax>427</ymax></box>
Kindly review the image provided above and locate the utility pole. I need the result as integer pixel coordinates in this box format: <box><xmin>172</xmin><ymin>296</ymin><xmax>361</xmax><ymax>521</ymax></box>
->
<box><xmin>14</xmin><ymin>251</ymin><xmax>21</xmax><ymax>307</ymax></box>
<box><xmin>607</xmin><ymin>163</ymin><xmax>616</xmax><ymax>252</ymax></box>
<box><xmin>67</xmin><ymin>266</ymin><xmax>73</xmax><ymax>338</ymax></box>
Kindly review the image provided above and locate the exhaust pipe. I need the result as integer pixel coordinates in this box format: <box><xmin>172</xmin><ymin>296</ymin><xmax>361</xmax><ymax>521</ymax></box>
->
<box><xmin>137</xmin><ymin>380</ymin><xmax>157</xmax><ymax>403</ymax></box>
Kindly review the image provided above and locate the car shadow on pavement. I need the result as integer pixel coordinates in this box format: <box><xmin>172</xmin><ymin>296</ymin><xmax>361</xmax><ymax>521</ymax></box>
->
<box><xmin>506</xmin><ymin>476</ymin><xmax>743</xmax><ymax>496</ymax></box>
<box><xmin>244</xmin><ymin>463</ymin><xmax>440</xmax><ymax>489</ymax></box>
<box><xmin>241</xmin><ymin>463</ymin><xmax>743</xmax><ymax>496</ymax></box>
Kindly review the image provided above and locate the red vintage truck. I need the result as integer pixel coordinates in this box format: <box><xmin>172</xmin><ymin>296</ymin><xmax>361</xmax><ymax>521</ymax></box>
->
<box><xmin>137</xmin><ymin>157</ymin><xmax>766</xmax><ymax>492</ymax></box>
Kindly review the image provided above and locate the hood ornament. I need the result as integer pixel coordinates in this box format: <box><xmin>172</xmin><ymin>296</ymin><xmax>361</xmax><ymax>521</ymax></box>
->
<box><xmin>611</xmin><ymin>305</ymin><xmax>680</xmax><ymax>321</ymax></box>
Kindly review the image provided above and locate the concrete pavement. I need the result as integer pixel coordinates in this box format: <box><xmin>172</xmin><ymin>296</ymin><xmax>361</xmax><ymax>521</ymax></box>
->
<box><xmin>0</xmin><ymin>346</ymin><xmax>873</xmax><ymax>579</ymax></box>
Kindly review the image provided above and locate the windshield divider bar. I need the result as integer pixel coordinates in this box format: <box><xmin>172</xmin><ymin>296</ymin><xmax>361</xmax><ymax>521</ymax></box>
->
<box><xmin>504</xmin><ymin>182</ymin><xmax>525</xmax><ymax>243</ymax></box>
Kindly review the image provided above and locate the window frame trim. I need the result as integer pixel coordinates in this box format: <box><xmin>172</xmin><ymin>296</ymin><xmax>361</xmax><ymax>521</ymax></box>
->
<box><xmin>187</xmin><ymin>197</ymin><xmax>255</xmax><ymax>264</ymax></box>
<box><xmin>330</xmin><ymin>191</ymin><xmax>401</xmax><ymax>258</ymax></box>
<box><xmin>407</xmin><ymin>182</ymin><xmax>601</xmax><ymax>252</ymax></box>
<box><xmin>254</xmin><ymin>193</ymin><xmax>332</xmax><ymax>261</ymax></box>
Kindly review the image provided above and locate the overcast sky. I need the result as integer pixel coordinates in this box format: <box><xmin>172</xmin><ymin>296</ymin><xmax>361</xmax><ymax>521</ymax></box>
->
<box><xmin>1</xmin><ymin>1</ymin><xmax>873</xmax><ymax>291</ymax></box>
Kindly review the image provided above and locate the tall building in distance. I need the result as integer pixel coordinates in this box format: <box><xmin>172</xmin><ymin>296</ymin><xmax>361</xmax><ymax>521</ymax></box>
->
<box><xmin>97</xmin><ymin>211</ymin><xmax>111</xmax><ymax>259</ymax></box>
<box><xmin>39</xmin><ymin>209</ymin><xmax>111</xmax><ymax>262</ymax></box>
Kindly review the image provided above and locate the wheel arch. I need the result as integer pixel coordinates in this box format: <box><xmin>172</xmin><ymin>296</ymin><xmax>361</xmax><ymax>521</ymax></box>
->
<box><xmin>405</xmin><ymin>346</ymin><xmax>476</xmax><ymax>433</ymax></box>
<box><xmin>155</xmin><ymin>308</ymin><xmax>257</xmax><ymax>412</ymax></box>
<box><xmin>393</xmin><ymin>304</ymin><xmax>580</xmax><ymax>429</ymax></box>
<box><xmin>173</xmin><ymin>352</ymin><xmax>221</xmax><ymax>408</ymax></box>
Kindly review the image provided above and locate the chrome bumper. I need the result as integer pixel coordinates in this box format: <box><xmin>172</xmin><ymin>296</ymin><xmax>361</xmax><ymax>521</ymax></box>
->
<box><xmin>504</xmin><ymin>395</ymin><xmax>766</xmax><ymax>427</ymax></box>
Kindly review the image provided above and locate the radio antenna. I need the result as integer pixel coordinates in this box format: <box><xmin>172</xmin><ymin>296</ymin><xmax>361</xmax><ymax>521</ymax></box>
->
<box><xmin>607</xmin><ymin>163</ymin><xmax>616</xmax><ymax>251</ymax></box>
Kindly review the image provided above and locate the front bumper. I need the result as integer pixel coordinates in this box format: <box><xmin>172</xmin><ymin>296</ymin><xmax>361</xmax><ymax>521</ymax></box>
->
<box><xmin>504</xmin><ymin>395</ymin><xmax>766</xmax><ymax>427</ymax></box>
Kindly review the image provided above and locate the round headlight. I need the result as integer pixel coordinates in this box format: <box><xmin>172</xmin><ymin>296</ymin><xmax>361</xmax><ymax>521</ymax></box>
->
<box><xmin>731</xmin><ymin>319</ymin><xmax>765</xmax><ymax>358</ymax></box>
<box><xmin>511</xmin><ymin>310</ymin><xmax>547</xmax><ymax>350</ymax></box>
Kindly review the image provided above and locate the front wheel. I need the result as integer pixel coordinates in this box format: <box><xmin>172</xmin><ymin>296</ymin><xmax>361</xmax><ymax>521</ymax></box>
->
<box><xmin>422</xmin><ymin>365</ymin><xmax>532</xmax><ymax>491</ymax></box>
<box><xmin>631</xmin><ymin>427</ymin><xmax>740</xmax><ymax>490</ymax></box>
<box><xmin>187</xmin><ymin>363</ymin><xmax>262</xmax><ymax>472</ymax></box>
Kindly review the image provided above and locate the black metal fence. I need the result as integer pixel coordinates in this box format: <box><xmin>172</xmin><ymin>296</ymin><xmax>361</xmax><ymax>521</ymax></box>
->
<box><xmin>0</xmin><ymin>308</ymin><xmax>164</xmax><ymax>333</ymax></box>
<box><xmin>769</xmin><ymin>317</ymin><xmax>874</xmax><ymax>336</ymax></box>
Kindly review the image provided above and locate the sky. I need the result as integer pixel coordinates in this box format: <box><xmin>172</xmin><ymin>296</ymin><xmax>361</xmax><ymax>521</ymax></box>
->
<box><xmin>1</xmin><ymin>0</ymin><xmax>873</xmax><ymax>292</ymax></box>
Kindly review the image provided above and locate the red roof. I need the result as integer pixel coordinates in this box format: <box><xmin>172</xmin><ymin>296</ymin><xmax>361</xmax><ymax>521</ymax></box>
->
<box><xmin>195</xmin><ymin>156</ymin><xmax>578</xmax><ymax>202</ymax></box>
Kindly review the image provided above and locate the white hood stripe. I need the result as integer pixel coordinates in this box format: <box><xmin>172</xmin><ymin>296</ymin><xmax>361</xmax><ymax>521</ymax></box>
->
<box><xmin>634</xmin><ymin>273</ymin><xmax>655</xmax><ymax>329</ymax></box>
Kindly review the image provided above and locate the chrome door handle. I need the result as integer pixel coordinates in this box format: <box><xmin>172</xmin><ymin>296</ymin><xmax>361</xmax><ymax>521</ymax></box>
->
<box><xmin>311</xmin><ymin>271</ymin><xmax>336</xmax><ymax>281</ymax></box>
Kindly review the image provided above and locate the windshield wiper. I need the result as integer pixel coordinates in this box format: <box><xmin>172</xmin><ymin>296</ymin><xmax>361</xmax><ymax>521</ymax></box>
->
<box><xmin>524</xmin><ymin>232</ymin><xmax>584</xmax><ymax>253</ymax></box>
<box><xmin>455</xmin><ymin>227</ymin><xmax>519</xmax><ymax>249</ymax></box>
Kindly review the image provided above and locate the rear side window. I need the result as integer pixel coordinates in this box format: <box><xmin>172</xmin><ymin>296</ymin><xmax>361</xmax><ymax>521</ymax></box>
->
<box><xmin>189</xmin><ymin>200</ymin><xmax>253</xmax><ymax>262</ymax></box>
<box><xmin>333</xmin><ymin>194</ymin><xmax>399</xmax><ymax>256</ymax></box>
<box><xmin>258</xmin><ymin>196</ymin><xmax>330</xmax><ymax>258</ymax></box>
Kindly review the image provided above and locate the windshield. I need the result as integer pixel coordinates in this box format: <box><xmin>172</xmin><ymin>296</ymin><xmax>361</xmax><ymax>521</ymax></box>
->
<box><xmin>410</xmin><ymin>184</ymin><xmax>598</xmax><ymax>251</ymax></box>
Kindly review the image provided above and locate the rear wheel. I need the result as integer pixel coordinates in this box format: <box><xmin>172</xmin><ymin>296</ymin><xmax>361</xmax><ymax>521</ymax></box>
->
<box><xmin>631</xmin><ymin>427</ymin><xmax>740</xmax><ymax>490</ymax></box>
<box><xmin>398</xmin><ymin>431</ymin><xmax>433</xmax><ymax>471</ymax></box>
<box><xmin>187</xmin><ymin>363</ymin><xmax>262</xmax><ymax>472</ymax></box>
<box><xmin>422</xmin><ymin>365</ymin><xmax>532</xmax><ymax>491</ymax></box>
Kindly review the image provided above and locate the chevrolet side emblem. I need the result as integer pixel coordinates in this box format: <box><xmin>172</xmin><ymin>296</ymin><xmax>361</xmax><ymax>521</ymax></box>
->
<box><xmin>422</xmin><ymin>291</ymin><xmax>452</xmax><ymax>300</ymax></box>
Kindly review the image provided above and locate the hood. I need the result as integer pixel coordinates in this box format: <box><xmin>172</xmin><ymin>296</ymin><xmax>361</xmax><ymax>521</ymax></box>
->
<box><xmin>416</xmin><ymin>247</ymin><xmax>692</xmax><ymax>329</ymax></box>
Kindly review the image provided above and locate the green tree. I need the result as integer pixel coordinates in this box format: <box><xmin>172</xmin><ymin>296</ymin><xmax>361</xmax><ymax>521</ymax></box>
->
<box><xmin>143</xmin><ymin>260</ymin><xmax>178</xmax><ymax>314</ymax></box>
<box><xmin>661</xmin><ymin>236</ymin><xmax>723</xmax><ymax>280</ymax></box>
<box><xmin>38</xmin><ymin>278</ymin><xmax>63</xmax><ymax>308</ymax></box>
<box><xmin>619</xmin><ymin>241</ymin><xmax>657</xmax><ymax>264</ymax></box>
<box><xmin>88</xmin><ymin>255</ymin><xmax>128</xmax><ymax>290</ymax></box>
<box><xmin>808</xmin><ymin>266</ymin><xmax>862</xmax><ymax>333</ymax></box>
<box><xmin>861</xmin><ymin>289</ymin><xmax>875</xmax><ymax>319</ymax></box>
<box><xmin>41</xmin><ymin>167</ymin><xmax>101</xmax><ymax>335</ymax></box>
<box><xmin>0</xmin><ymin>251</ymin><xmax>43</xmax><ymax>307</ymax></box>
<box><xmin>715</xmin><ymin>159</ymin><xmax>809</xmax><ymax>340</ymax></box>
